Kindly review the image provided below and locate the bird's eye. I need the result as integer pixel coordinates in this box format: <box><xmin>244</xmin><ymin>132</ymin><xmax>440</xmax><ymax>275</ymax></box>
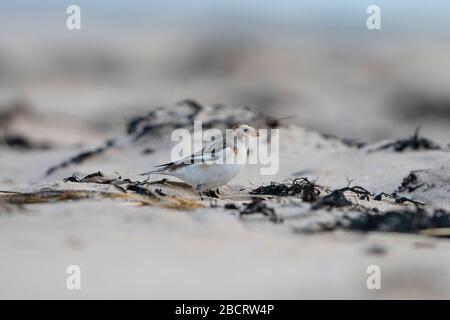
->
<box><xmin>244</xmin><ymin>128</ymin><xmax>248</xmax><ymax>132</ymax></box>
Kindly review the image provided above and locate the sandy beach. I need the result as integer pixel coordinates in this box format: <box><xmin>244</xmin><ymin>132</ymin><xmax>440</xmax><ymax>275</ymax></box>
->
<box><xmin>1</xmin><ymin>2</ymin><xmax>450</xmax><ymax>299</ymax></box>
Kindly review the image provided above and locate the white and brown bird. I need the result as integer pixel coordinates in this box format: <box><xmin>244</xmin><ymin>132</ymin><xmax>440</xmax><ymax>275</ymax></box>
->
<box><xmin>140</xmin><ymin>124</ymin><xmax>259</xmax><ymax>198</ymax></box>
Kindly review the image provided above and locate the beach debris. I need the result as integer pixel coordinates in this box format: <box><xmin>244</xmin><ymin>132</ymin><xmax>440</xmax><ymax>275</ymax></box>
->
<box><xmin>334</xmin><ymin>208</ymin><xmax>450</xmax><ymax>236</ymax></box>
<box><xmin>70</xmin><ymin>171</ymin><xmax>113</xmax><ymax>183</ymax></box>
<box><xmin>374</xmin><ymin>192</ymin><xmax>388</xmax><ymax>201</ymax></box>
<box><xmin>63</xmin><ymin>173</ymin><xmax>202</xmax><ymax>208</ymax></box>
<box><xmin>0</xmin><ymin>189</ymin><xmax>125</xmax><ymax>204</ymax></box>
<box><xmin>373</xmin><ymin>192</ymin><xmax>391</xmax><ymax>201</ymax></box>
<box><xmin>250</xmin><ymin>178</ymin><xmax>321</xmax><ymax>202</ymax></box>
<box><xmin>126</xmin><ymin>99</ymin><xmax>277</xmax><ymax>141</ymax></box>
<box><xmin>0</xmin><ymin>134</ymin><xmax>51</xmax><ymax>150</ymax></box>
<box><xmin>0</xmin><ymin>182</ymin><xmax>201</xmax><ymax>209</ymax></box>
<box><xmin>393</xmin><ymin>195</ymin><xmax>425</xmax><ymax>206</ymax></box>
<box><xmin>224</xmin><ymin>203</ymin><xmax>239</xmax><ymax>210</ymax></box>
<box><xmin>337</xmin><ymin>180</ymin><xmax>425</xmax><ymax>206</ymax></box>
<box><xmin>239</xmin><ymin>198</ymin><xmax>283</xmax><ymax>223</ymax></box>
<box><xmin>371</xmin><ymin>127</ymin><xmax>440</xmax><ymax>152</ymax></box>
<box><xmin>396</xmin><ymin>170</ymin><xmax>437</xmax><ymax>193</ymax></box>
<box><xmin>320</xmin><ymin>132</ymin><xmax>366</xmax><ymax>148</ymax></box>
<box><xmin>311</xmin><ymin>190</ymin><xmax>352</xmax><ymax>210</ymax></box>
<box><xmin>338</xmin><ymin>184</ymin><xmax>372</xmax><ymax>201</ymax></box>
<box><xmin>373</xmin><ymin>191</ymin><xmax>425</xmax><ymax>206</ymax></box>
<box><xmin>63</xmin><ymin>174</ymin><xmax>81</xmax><ymax>182</ymax></box>
<box><xmin>397</xmin><ymin>171</ymin><xmax>424</xmax><ymax>192</ymax></box>
<box><xmin>126</xmin><ymin>99</ymin><xmax>200</xmax><ymax>140</ymax></box>
<box><xmin>46</xmin><ymin>140</ymin><xmax>115</xmax><ymax>176</ymax></box>
<box><xmin>251</xmin><ymin>178</ymin><xmax>425</xmax><ymax>210</ymax></box>
<box><xmin>63</xmin><ymin>171</ymin><xmax>128</xmax><ymax>192</ymax></box>
<box><xmin>126</xmin><ymin>183</ymin><xmax>157</xmax><ymax>197</ymax></box>
<box><xmin>154</xmin><ymin>188</ymin><xmax>166</xmax><ymax>196</ymax></box>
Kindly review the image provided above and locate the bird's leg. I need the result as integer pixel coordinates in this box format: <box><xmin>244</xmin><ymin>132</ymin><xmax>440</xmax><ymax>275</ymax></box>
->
<box><xmin>196</xmin><ymin>185</ymin><xmax>204</xmax><ymax>201</ymax></box>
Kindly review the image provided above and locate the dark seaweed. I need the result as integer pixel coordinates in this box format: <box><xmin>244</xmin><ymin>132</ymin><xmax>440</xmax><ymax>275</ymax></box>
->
<box><xmin>240</xmin><ymin>198</ymin><xmax>283</xmax><ymax>223</ymax></box>
<box><xmin>1</xmin><ymin>134</ymin><xmax>51</xmax><ymax>150</ymax></box>
<box><xmin>224</xmin><ymin>203</ymin><xmax>239</xmax><ymax>210</ymax></box>
<box><xmin>397</xmin><ymin>171</ymin><xmax>425</xmax><ymax>192</ymax></box>
<box><xmin>394</xmin><ymin>196</ymin><xmax>425</xmax><ymax>206</ymax></box>
<box><xmin>155</xmin><ymin>188</ymin><xmax>166</xmax><ymax>196</ymax></box>
<box><xmin>63</xmin><ymin>171</ymin><xmax>127</xmax><ymax>192</ymax></box>
<box><xmin>46</xmin><ymin>140</ymin><xmax>115</xmax><ymax>176</ymax></box>
<box><xmin>264</xmin><ymin>115</ymin><xmax>290</xmax><ymax>129</ymax></box>
<box><xmin>374</xmin><ymin>192</ymin><xmax>392</xmax><ymax>201</ymax></box>
<box><xmin>251</xmin><ymin>177</ymin><xmax>425</xmax><ymax>211</ymax></box>
<box><xmin>82</xmin><ymin>171</ymin><xmax>104</xmax><ymax>180</ymax></box>
<box><xmin>372</xmin><ymin>127</ymin><xmax>440</xmax><ymax>152</ymax></box>
<box><xmin>63</xmin><ymin>174</ymin><xmax>81</xmax><ymax>182</ymax></box>
<box><xmin>250</xmin><ymin>178</ymin><xmax>321</xmax><ymax>202</ymax></box>
<box><xmin>126</xmin><ymin>183</ymin><xmax>156</xmax><ymax>197</ymax></box>
<box><xmin>320</xmin><ymin>133</ymin><xmax>366</xmax><ymax>148</ymax></box>
<box><xmin>311</xmin><ymin>190</ymin><xmax>352</xmax><ymax>210</ymax></box>
<box><xmin>338</xmin><ymin>185</ymin><xmax>372</xmax><ymax>201</ymax></box>
<box><xmin>64</xmin><ymin>171</ymin><xmax>106</xmax><ymax>183</ymax></box>
<box><xmin>336</xmin><ymin>208</ymin><xmax>450</xmax><ymax>234</ymax></box>
<box><xmin>126</xmin><ymin>99</ymin><xmax>202</xmax><ymax>138</ymax></box>
<box><xmin>373</xmin><ymin>190</ymin><xmax>424</xmax><ymax>206</ymax></box>
<box><xmin>177</xmin><ymin>99</ymin><xmax>203</xmax><ymax>121</ymax></box>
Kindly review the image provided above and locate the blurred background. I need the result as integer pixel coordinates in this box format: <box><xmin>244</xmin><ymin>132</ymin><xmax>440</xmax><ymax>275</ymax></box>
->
<box><xmin>0</xmin><ymin>0</ymin><xmax>449</xmax><ymax>144</ymax></box>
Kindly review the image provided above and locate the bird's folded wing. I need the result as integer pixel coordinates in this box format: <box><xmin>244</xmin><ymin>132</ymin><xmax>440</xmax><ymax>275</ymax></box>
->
<box><xmin>184</xmin><ymin>140</ymin><xmax>229</xmax><ymax>163</ymax></box>
<box><xmin>159</xmin><ymin>140</ymin><xmax>231</xmax><ymax>171</ymax></box>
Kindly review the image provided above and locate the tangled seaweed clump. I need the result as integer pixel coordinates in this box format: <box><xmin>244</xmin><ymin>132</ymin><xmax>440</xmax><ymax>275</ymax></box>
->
<box><xmin>250</xmin><ymin>177</ymin><xmax>426</xmax><ymax>211</ymax></box>
<box><xmin>373</xmin><ymin>127</ymin><xmax>440</xmax><ymax>152</ymax></box>
<box><xmin>396</xmin><ymin>171</ymin><xmax>426</xmax><ymax>193</ymax></box>
<box><xmin>250</xmin><ymin>178</ymin><xmax>321</xmax><ymax>202</ymax></box>
<box><xmin>335</xmin><ymin>208</ymin><xmax>450</xmax><ymax>235</ymax></box>
<box><xmin>311</xmin><ymin>190</ymin><xmax>352</xmax><ymax>210</ymax></box>
<box><xmin>239</xmin><ymin>198</ymin><xmax>283</xmax><ymax>223</ymax></box>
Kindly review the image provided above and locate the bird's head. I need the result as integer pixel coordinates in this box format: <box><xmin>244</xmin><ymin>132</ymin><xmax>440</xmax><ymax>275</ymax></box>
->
<box><xmin>231</xmin><ymin>124</ymin><xmax>260</xmax><ymax>139</ymax></box>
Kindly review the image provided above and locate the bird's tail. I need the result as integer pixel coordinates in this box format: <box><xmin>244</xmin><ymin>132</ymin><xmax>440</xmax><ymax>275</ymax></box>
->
<box><xmin>139</xmin><ymin>169</ymin><xmax>164</xmax><ymax>176</ymax></box>
<box><xmin>140</xmin><ymin>161</ymin><xmax>174</xmax><ymax>176</ymax></box>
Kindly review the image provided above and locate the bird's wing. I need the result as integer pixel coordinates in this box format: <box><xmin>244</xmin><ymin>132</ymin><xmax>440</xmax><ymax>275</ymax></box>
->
<box><xmin>157</xmin><ymin>140</ymin><xmax>235</xmax><ymax>171</ymax></box>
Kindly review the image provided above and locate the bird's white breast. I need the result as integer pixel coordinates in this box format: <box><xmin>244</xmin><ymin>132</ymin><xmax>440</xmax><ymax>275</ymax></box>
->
<box><xmin>174</xmin><ymin>163</ymin><xmax>242</xmax><ymax>190</ymax></box>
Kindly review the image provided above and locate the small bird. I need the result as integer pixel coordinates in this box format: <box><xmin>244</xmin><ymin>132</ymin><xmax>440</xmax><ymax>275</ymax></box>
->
<box><xmin>140</xmin><ymin>124</ymin><xmax>259</xmax><ymax>198</ymax></box>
